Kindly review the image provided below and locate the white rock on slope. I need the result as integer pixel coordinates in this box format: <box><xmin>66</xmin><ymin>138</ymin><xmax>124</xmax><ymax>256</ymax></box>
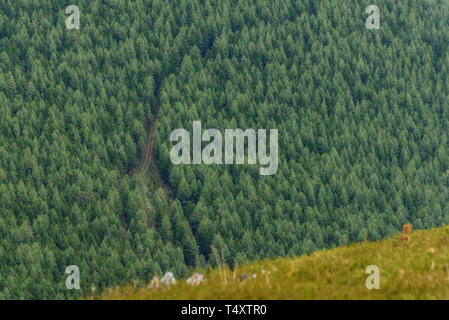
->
<box><xmin>186</xmin><ymin>272</ymin><xmax>205</xmax><ymax>285</ymax></box>
<box><xmin>161</xmin><ymin>272</ymin><xmax>176</xmax><ymax>286</ymax></box>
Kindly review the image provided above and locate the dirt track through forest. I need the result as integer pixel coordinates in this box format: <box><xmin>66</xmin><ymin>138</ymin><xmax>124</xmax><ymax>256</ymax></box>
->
<box><xmin>135</xmin><ymin>117</ymin><xmax>157</xmax><ymax>178</ymax></box>
<box><xmin>118</xmin><ymin>91</ymin><xmax>160</xmax><ymax>192</ymax></box>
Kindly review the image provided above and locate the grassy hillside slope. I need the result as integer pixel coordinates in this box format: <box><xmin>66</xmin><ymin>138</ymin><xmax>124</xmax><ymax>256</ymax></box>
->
<box><xmin>98</xmin><ymin>226</ymin><xmax>449</xmax><ymax>300</ymax></box>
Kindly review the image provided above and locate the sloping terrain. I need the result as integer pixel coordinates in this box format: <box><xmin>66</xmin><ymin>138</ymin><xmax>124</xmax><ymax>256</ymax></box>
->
<box><xmin>99</xmin><ymin>226</ymin><xmax>449</xmax><ymax>300</ymax></box>
<box><xmin>2</xmin><ymin>0</ymin><xmax>449</xmax><ymax>299</ymax></box>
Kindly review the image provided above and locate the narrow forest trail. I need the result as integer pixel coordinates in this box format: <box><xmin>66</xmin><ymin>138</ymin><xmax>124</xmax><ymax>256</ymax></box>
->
<box><xmin>132</xmin><ymin>117</ymin><xmax>158</xmax><ymax>179</ymax></box>
<box><xmin>118</xmin><ymin>94</ymin><xmax>160</xmax><ymax>192</ymax></box>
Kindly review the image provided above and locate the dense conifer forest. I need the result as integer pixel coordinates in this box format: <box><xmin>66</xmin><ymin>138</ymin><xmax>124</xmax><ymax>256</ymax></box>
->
<box><xmin>1</xmin><ymin>0</ymin><xmax>449</xmax><ymax>299</ymax></box>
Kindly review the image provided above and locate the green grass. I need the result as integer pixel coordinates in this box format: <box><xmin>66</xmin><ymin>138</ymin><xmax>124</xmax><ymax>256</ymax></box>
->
<box><xmin>96</xmin><ymin>226</ymin><xmax>449</xmax><ymax>300</ymax></box>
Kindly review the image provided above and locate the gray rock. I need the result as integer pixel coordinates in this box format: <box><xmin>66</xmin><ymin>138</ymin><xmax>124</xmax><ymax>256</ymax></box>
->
<box><xmin>239</xmin><ymin>273</ymin><xmax>257</xmax><ymax>281</ymax></box>
<box><xmin>186</xmin><ymin>272</ymin><xmax>205</xmax><ymax>286</ymax></box>
<box><xmin>147</xmin><ymin>276</ymin><xmax>160</xmax><ymax>290</ymax></box>
<box><xmin>239</xmin><ymin>273</ymin><xmax>249</xmax><ymax>281</ymax></box>
<box><xmin>161</xmin><ymin>272</ymin><xmax>176</xmax><ymax>286</ymax></box>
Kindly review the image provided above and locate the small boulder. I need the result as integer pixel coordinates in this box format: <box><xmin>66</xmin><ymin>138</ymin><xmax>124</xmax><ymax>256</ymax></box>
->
<box><xmin>161</xmin><ymin>272</ymin><xmax>176</xmax><ymax>286</ymax></box>
<box><xmin>186</xmin><ymin>272</ymin><xmax>205</xmax><ymax>286</ymax></box>
<box><xmin>147</xmin><ymin>276</ymin><xmax>160</xmax><ymax>290</ymax></box>
<box><xmin>239</xmin><ymin>273</ymin><xmax>256</xmax><ymax>282</ymax></box>
<box><xmin>239</xmin><ymin>273</ymin><xmax>249</xmax><ymax>281</ymax></box>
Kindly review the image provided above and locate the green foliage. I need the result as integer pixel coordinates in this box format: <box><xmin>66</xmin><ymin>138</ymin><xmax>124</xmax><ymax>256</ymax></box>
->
<box><xmin>2</xmin><ymin>0</ymin><xmax>449</xmax><ymax>299</ymax></box>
